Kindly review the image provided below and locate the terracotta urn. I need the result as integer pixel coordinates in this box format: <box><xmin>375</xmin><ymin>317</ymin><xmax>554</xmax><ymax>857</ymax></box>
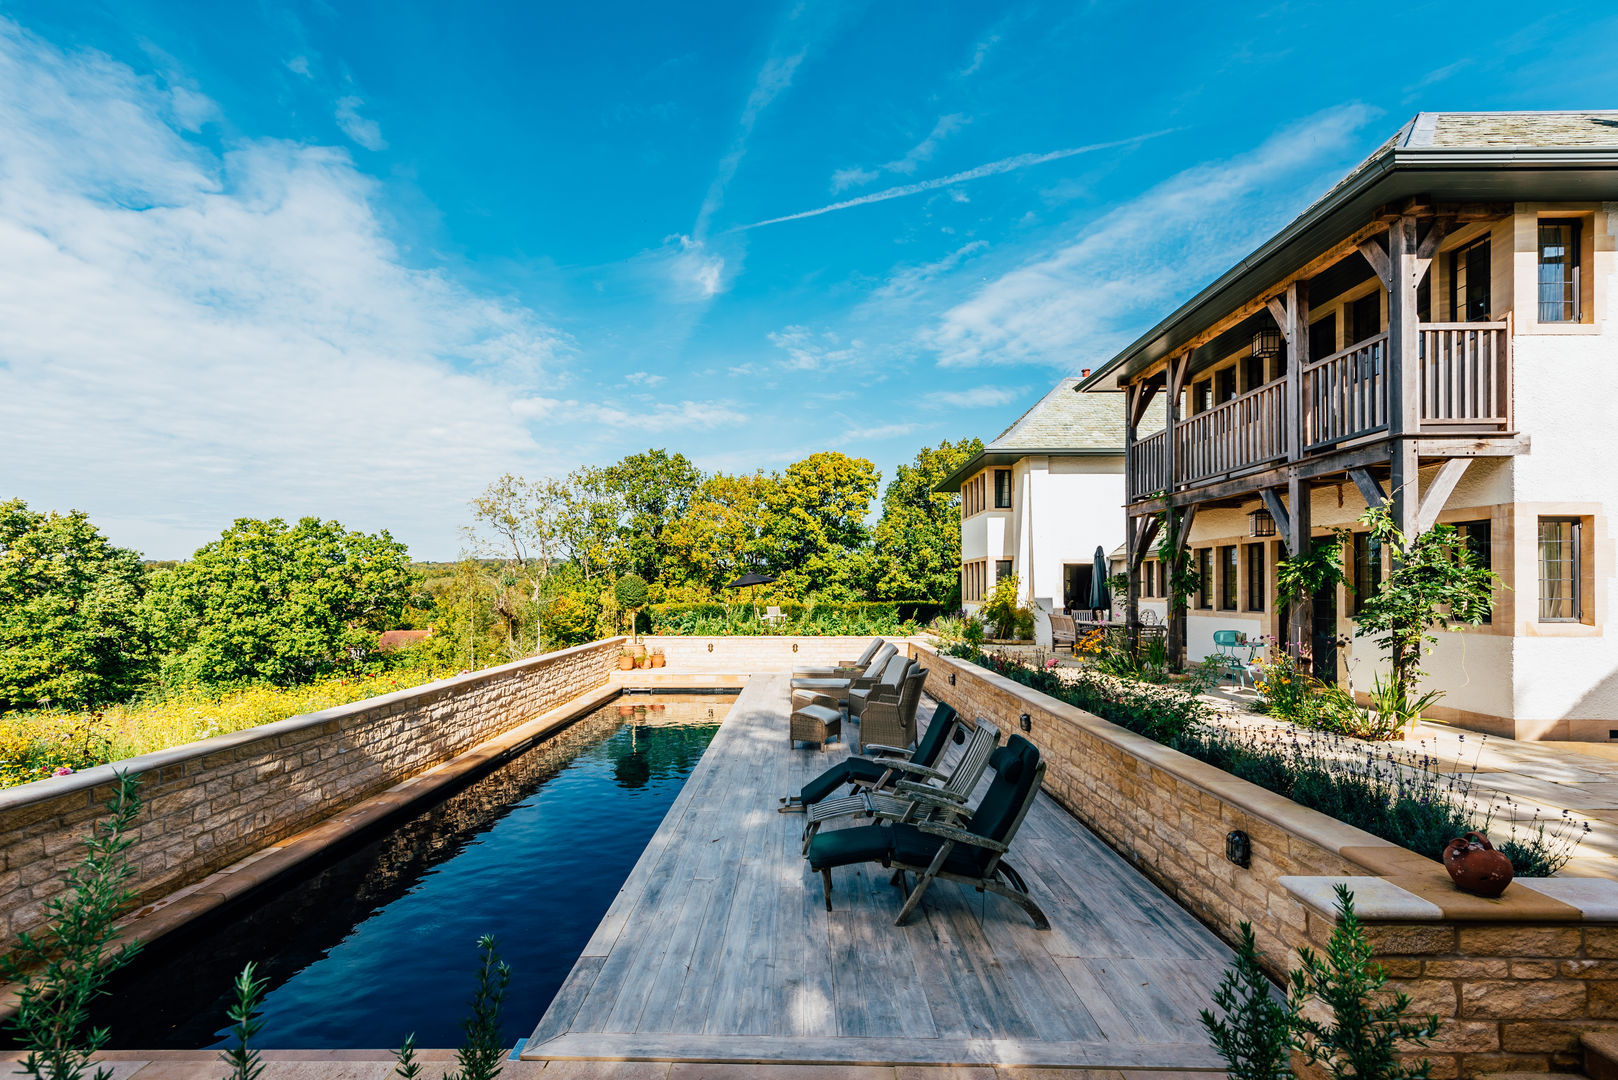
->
<box><xmin>618</xmin><ymin>655</ymin><xmax>635</xmax><ymax>671</ymax></box>
<box><xmin>1442</xmin><ymin>831</ymin><xmax>1513</xmax><ymax>898</ymax></box>
<box><xmin>651</xmin><ymin>654</ymin><xmax>665</xmax><ymax>668</ymax></box>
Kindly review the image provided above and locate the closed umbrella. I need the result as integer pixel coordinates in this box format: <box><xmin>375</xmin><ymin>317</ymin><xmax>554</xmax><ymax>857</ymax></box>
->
<box><xmin>1089</xmin><ymin>546</ymin><xmax>1109</xmax><ymax>614</ymax></box>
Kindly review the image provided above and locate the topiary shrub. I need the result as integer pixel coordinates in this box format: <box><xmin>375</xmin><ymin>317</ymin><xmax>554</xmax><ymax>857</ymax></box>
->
<box><xmin>613</xmin><ymin>574</ymin><xmax>649</xmax><ymax>641</ymax></box>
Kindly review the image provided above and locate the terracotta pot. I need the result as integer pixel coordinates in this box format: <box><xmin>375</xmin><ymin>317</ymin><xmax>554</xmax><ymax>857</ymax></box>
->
<box><xmin>651</xmin><ymin>654</ymin><xmax>665</xmax><ymax>668</ymax></box>
<box><xmin>637</xmin><ymin>656</ymin><xmax>652</xmax><ymax>669</ymax></box>
<box><xmin>618</xmin><ymin>656</ymin><xmax>635</xmax><ymax>671</ymax></box>
<box><xmin>1443</xmin><ymin>831</ymin><xmax>1514</xmax><ymax>898</ymax></box>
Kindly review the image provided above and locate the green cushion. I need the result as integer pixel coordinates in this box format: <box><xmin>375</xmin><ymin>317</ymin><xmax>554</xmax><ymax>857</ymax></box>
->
<box><xmin>966</xmin><ymin>735</ymin><xmax>1040</xmax><ymax>846</ymax></box>
<box><xmin>798</xmin><ymin>757</ymin><xmax>887</xmax><ymax>806</ymax></box>
<box><xmin>889</xmin><ymin>823</ymin><xmax>990</xmax><ymax>876</ymax></box>
<box><xmin>805</xmin><ymin>824</ymin><xmax>892</xmax><ymax>872</ymax></box>
<box><xmin>910</xmin><ymin>702</ymin><xmax>958</xmax><ymax>768</ymax></box>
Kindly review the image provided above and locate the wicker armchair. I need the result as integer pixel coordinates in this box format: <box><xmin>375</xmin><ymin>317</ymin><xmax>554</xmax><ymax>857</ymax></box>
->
<box><xmin>858</xmin><ymin>664</ymin><xmax>926</xmax><ymax>750</ymax></box>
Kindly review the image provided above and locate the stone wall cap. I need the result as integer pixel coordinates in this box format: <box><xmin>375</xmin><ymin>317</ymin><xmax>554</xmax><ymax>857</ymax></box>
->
<box><xmin>0</xmin><ymin>637</ymin><xmax>625</xmax><ymax>814</ymax></box>
<box><xmin>1516</xmin><ymin>877</ymin><xmax>1618</xmax><ymax>921</ymax></box>
<box><xmin>1281</xmin><ymin>875</ymin><xmax>1445</xmax><ymax>920</ymax></box>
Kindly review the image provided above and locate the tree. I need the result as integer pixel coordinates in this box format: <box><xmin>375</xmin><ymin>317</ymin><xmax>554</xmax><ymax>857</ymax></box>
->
<box><xmin>1352</xmin><ymin>506</ymin><xmax>1495</xmax><ymax>722</ymax></box>
<box><xmin>613</xmin><ymin>573</ymin><xmax>648</xmax><ymax>640</ymax></box>
<box><xmin>662</xmin><ymin>472</ymin><xmax>775</xmax><ymax>593</ymax></box>
<box><xmin>1200</xmin><ymin>922</ymin><xmax>1292</xmax><ymax>1080</ymax></box>
<box><xmin>0</xmin><ymin>500</ymin><xmax>150</xmax><ymax>709</ymax></box>
<box><xmin>600</xmin><ymin>450</ymin><xmax>704</xmax><ymax>583</ymax></box>
<box><xmin>867</xmin><ymin>437</ymin><xmax>981</xmax><ymax>604</ymax></box>
<box><xmin>763</xmin><ymin>452</ymin><xmax>879</xmax><ymax>595</ymax></box>
<box><xmin>143</xmin><ymin>517</ymin><xmax>413</xmax><ymax>686</ymax></box>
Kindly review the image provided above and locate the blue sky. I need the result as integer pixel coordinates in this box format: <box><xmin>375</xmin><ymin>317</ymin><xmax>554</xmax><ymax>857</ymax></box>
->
<box><xmin>3</xmin><ymin>2</ymin><xmax>1617</xmax><ymax>559</ymax></box>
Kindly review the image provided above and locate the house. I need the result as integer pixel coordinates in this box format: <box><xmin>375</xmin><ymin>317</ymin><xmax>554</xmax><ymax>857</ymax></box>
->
<box><xmin>1079</xmin><ymin>110</ymin><xmax>1618</xmax><ymax>741</ymax></box>
<box><xmin>937</xmin><ymin>379</ymin><xmax>1150</xmax><ymax>642</ymax></box>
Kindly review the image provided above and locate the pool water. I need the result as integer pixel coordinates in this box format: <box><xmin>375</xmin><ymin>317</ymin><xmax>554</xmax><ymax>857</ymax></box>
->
<box><xmin>87</xmin><ymin>692</ymin><xmax>730</xmax><ymax>1050</ymax></box>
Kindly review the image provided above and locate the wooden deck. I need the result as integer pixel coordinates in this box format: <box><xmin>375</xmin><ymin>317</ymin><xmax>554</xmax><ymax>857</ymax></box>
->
<box><xmin>522</xmin><ymin>676</ymin><xmax>1232</xmax><ymax>1070</ymax></box>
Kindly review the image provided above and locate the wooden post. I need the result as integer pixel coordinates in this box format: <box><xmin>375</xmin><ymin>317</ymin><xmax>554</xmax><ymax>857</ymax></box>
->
<box><xmin>1166</xmin><ymin>502</ymin><xmax>1197</xmax><ymax>670</ymax></box>
<box><xmin>1387</xmin><ymin>214</ymin><xmax>1421</xmax><ymax>540</ymax></box>
<box><xmin>1165</xmin><ymin>353</ymin><xmax>1187</xmax><ymax>494</ymax></box>
<box><xmin>1285</xmin><ymin>476</ymin><xmax>1313</xmax><ymax>666</ymax></box>
<box><xmin>1124</xmin><ymin>383</ymin><xmax>1140</xmax><ymax>653</ymax></box>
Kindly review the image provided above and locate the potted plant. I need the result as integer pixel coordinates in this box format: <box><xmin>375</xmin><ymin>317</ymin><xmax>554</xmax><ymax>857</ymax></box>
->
<box><xmin>615</xmin><ymin>573</ymin><xmax>649</xmax><ymax>647</ymax></box>
<box><xmin>650</xmin><ymin>646</ymin><xmax>666</xmax><ymax>668</ymax></box>
<box><xmin>617</xmin><ymin>647</ymin><xmax>635</xmax><ymax>671</ymax></box>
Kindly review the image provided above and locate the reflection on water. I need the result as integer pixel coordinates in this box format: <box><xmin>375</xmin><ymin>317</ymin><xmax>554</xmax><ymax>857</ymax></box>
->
<box><xmin>84</xmin><ymin>693</ymin><xmax>730</xmax><ymax>1050</ymax></box>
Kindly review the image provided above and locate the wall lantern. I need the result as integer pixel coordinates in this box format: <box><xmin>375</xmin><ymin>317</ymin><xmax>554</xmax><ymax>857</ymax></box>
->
<box><xmin>1019</xmin><ymin>713</ymin><xmax>1032</xmax><ymax>733</ymax></box>
<box><xmin>1226</xmin><ymin>829</ymin><xmax>1252</xmax><ymax>868</ymax></box>
<box><xmin>1252</xmin><ymin>327</ymin><xmax>1282</xmax><ymax>362</ymax></box>
<box><xmin>1248</xmin><ymin>507</ymin><xmax>1277</xmax><ymax>538</ymax></box>
<box><xmin>948</xmin><ymin>672</ymin><xmax>956</xmax><ymax>686</ymax></box>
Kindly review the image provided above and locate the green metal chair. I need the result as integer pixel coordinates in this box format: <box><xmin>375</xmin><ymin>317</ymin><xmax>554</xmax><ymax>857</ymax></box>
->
<box><xmin>1211</xmin><ymin>629</ymin><xmax>1257</xmax><ymax>688</ymax></box>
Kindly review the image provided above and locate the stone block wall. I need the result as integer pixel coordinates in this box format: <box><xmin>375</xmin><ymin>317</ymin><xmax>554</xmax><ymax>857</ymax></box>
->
<box><xmin>639</xmin><ymin>635</ymin><xmax>891</xmax><ymax>674</ymax></box>
<box><xmin>0</xmin><ymin>637</ymin><xmax>622</xmax><ymax>955</ymax></box>
<box><xmin>912</xmin><ymin>641</ymin><xmax>1618</xmax><ymax>1076</ymax></box>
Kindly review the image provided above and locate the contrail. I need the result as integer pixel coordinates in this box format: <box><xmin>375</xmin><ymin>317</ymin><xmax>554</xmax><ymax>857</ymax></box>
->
<box><xmin>727</xmin><ymin>130</ymin><xmax>1175</xmax><ymax>232</ymax></box>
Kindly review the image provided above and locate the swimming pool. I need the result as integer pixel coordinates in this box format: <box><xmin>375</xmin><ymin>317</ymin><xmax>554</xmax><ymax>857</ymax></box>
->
<box><xmin>86</xmin><ymin>691</ymin><xmax>732</xmax><ymax>1050</ymax></box>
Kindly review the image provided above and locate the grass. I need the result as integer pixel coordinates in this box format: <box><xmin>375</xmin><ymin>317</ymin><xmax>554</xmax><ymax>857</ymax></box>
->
<box><xmin>0</xmin><ymin>664</ymin><xmax>457</xmax><ymax>789</ymax></box>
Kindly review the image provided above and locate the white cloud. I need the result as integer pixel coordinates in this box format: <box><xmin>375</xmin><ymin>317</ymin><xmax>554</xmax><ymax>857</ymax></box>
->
<box><xmin>921</xmin><ymin>385</ymin><xmax>1027</xmax><ymax>409</ymax></box>
<box><xmin>512</xmin><ymin>396</ymin><xmax>745</xmax><ymax>432</ymax></box>
<box><xmin>0</xmin><ymin>18</ymin><xmax>568</xmax><ymax>558</ymax></box>
<box><xmin>843</xmin><ymin>422</ymin><xmax>918</xmax><ymax>441</ymax></box>
<box><xmin>959</xmin><ymin>33</ymin><xmax>1000</xmax><ymax>78</ymax></box>
<box><xmin>694</xmin><ymin>47</ymin><xmax>805</xmax><ymax>238</ymax></box>
<box><xmin>286</xmin><ymin>55</ymin><xmax>312</xmax><ymax>77</ymax></box>
<box><xmin>334</xmin><ymin>94</ymin><xmax>386</xmax><ymax>151</ymax></box>
<box><xmin>767</xmin><ymin>325</ymin><xmax>866</xmax><ymax>371</ymax></box>
<box><xmin>868</xmin><ymin>241</ymin><xmax>988</xmax><ymax>306</ymax></box>
<box><xmin>831</xmin><ymin>113</ymin><xmax>969</xmax><ymax>192</ymax></box>
<box><xmin>925</xmin><ymin>104</ymin><xmax>1380</xmax><ymax>369</ymax></box>
<box><xmin>624</xmin><ymin>371</ymin><xmax>667</xmax><ymax>387</ymax></box>
<box><xmin>662</xmin><ymin>233</ymin><xmax>726</xmax><ymax>300</ymax></box>
<box><xmin>736</xmin><ymin>130</ymin><xmax>1171</xmax><ymax>231</ymax></box>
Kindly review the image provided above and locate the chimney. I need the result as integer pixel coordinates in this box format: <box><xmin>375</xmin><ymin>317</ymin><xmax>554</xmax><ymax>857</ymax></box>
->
<box><xmin>1080</xmin><ymin>368</ymin><xmax>1091</xmax><ymax>378</ymax></box>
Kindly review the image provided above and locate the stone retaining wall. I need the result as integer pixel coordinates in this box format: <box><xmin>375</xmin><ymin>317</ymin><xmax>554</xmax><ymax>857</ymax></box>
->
<box><xmin>639</xmin><ymin>634</ymin><xmax>893</xmax><ymax>673</ymax></box>
<box><xmin>912</xmin><ymin>642</ymin><xmax>1618</xmax><ymax>1078</ymax></box>
<box><xmin>0</xmin><ymin>637</ymin><xmax>624</xmax><ymax>954</ymax></box>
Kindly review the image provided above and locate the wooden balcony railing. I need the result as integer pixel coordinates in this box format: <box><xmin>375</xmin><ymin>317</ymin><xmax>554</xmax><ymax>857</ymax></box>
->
<box><xmin>1129</xmin><ymin>429</ymin><xmax>1169</xmax><ymax>499</ymax></box>
<box><xmin>1127</xmin><ymin>320</ymin><xmax>1513</xmax><ymax>502</ymax></box>
<box><xmin>1303</xmin><ymin>332</ymin><xmax>1388</xmax><ymax>449</ymax></box>
<box><xmin>1418</xmin><ymin>320</ymin><xmax>1511</xmax><ymax>430</ymax></box>
<box><xmin>1175</xmin><ymin>379</ymin><xmax>1288</xmax><ymax>485</ymax></box>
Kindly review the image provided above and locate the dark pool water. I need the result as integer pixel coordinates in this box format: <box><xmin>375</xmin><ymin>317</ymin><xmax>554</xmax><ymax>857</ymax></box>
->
<box><xmin>86</xmin><ymin>692</ymin><xmax>729</xmax><ymax>1050</ymax></box>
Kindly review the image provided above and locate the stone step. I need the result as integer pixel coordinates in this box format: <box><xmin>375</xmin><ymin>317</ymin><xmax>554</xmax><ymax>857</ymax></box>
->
<box><xmin>1584</xmin><ymin>1030</ymin><xmax>1618</xmax><ymax>1080</ymax></box>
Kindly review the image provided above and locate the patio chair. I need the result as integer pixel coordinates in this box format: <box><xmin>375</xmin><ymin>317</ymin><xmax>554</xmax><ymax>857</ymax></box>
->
<box><xmin>858</xmin><ymin>663</ymin><xmax>927</xmax><ymax>751</ymax></box>
<box><xmin>806</xmin><ymin>734</ymin><xmax>1050</xmax><ymax>929</ymax></box>
<box><xmin>793</xmin><ymin>637</ymin><xmax>883</xmax><ymax>678</ymax></box>
<box><xmin>1211</xmin><ymin>629</ymin><xmax>1257</xmax><ymax>688</ymax></box>
<box><xmin>761</xmin><ymin>604</ymin><xmax>787</xmax><ymax>626</ymax></box>
<box><xmin>789</xmin><ymin>655</ymin><xmax>912</xmax><ymax>749</ymax></box>
<box><xmin>790</xmin><ymin>643</ymin><xmax>896</xmax><ymax>694</ymax></box>
<box><xmin>1050</xmin><ymin>613</ymin><xmax>1077</xmax><ymax>654</ymax></box>
<box><xmin>792</xmin><ymin>651</ymin><xmax>907</xmax><ymax>713</ymax></box>
<box><xmin>778</xmin><ymin>702</ymin><xmax>964</xmax><ymax>813</ymax></box>
<box><xmin>800</xmin><ymin>716</ymin><xmax>1000</xmax><ymax>853</ymax></box>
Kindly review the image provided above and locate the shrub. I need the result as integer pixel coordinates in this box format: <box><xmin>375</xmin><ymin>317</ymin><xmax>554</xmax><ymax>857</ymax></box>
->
<box><xmin>981</xmin><ymin>574</ymin><xmax>1030</xmax><ymax>640</ymax></box>
<box><xmin>1201</xmin><ymin>922</ymin><xmax>1291</xmax><ymax>1080</ymax></box>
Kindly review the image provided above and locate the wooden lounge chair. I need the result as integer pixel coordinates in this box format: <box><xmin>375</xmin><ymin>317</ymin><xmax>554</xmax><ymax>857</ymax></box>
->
<box><xmin>778</xmin><ymin>702</ymin><xmax>965</xmax><ymax>813</ymax></box>
<box><xmin>1050</xmin><ymin>613</ymin><xmax>1077</xmax><ymax>654</ymax></box>
<box><xmin>793</xmin><ymin>637</ymin><xmax>883</xmax><ymax>678</ymax></box>
<box><xmin>800</xmin><ymin>716</ymin><xmax>1000</xmax><ymax>853</ymax></box>
<box><xmin>805</xmin><ymin>734</ymin><xmax>1050</xmax><ymax>929</ymax></box>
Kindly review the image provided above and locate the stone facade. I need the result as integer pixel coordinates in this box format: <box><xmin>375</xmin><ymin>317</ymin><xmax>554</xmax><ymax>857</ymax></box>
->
<box><xmin>0</xmin><ymin>638</ymin><xmax>622</xmax><ymax>955</ymax></box>
<box><xmin>912</xmin><ymin>641</ymin><xmax>1618</xmax><ymax>1076</ymax></box>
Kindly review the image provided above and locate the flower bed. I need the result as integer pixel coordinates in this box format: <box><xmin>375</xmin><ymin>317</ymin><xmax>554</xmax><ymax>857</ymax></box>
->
<box><xmin>943</xmin><ymin>644</ymin><xmax>1582</xmax><ymax>875</ymax></box>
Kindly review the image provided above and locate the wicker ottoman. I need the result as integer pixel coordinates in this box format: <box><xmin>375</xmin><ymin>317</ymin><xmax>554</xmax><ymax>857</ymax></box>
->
<box><xmin>790</xmin><ymin>701</ymin><xmax>845</xmax><ymax>748</ymax></box>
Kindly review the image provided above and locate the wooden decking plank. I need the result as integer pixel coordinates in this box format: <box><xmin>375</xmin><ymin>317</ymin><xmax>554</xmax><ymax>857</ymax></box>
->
<box><xmin>522</xmin><ymin>954</ymin><xmax>605</xmax><ymax>1054</ymax></box>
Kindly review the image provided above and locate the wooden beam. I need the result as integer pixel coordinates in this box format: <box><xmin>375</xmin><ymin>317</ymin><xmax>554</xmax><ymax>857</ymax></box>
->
<box><xmin>1259</xmin><ymin>488</ymin><xmax>1291</xmax><ymax>543</ymax></box>
<box><xmin>1265</xmin><ymin>296</ymin><xmax>1288</xmax><ymax>336</ymax></box>
<box><xmin>1128</xmin><ymin>380</ymin><xmax>1160</xmax><ymax>433</ymax></box>
<box><xmin>1412</xmin><ymin>434</ymin><xmax>1530</xmax><ymax>457</ymax></box>
<box><xmin>1387</xmin><ymin>214</ymin><xmax>1421</xmax><ymax>540</ymax></box>
<box><xmin>1416</xmin><ymin>217</ymin><xmax>1451</xmax><ymax>262</ymax></box>
<box><xmin>1415</xmin><ymin>458</ymin><xmax>1470</xmax><ymax>533</ymax></box>
<box><xmin>1357</xmin><ymin>239</ymin><xmax>1392</xmax><ymax>290</ymax></box>
<box><xmin>1283</xmin><ymin>280</ymin><xmax>1308</xmax><ymax>461</ymax></box>
<box><xmin>1348</xmin><ymin>467</ymin><xmax>1389</xmax><ymax>509</ymax></box>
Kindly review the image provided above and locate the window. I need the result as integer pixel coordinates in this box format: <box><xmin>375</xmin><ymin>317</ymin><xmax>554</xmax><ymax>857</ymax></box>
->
<box><xmin>1242</xmin><ymin>353</ymin><xmax>1265</xmax><ymax>393</ymax></box>
<box><xmin>1219</xmin><ymin>545</ymin><xmax>1238</xmax><ymax>610</ymax></box>
<box><xmin>1352</xmin><ymin>531</ymin><xmax>1381</xmax><ymax>616</ymax></box>
<box><xmin>1349</xmin><ymin>292</ymin><xmax>1381</xmax><ymax>346</ymax></box>
<box><xmin>1246</xmin><ymin>543</ymin><xmax>1265</xmax><ymax>612</ymax></box>
<box><xmin>1538</xmin><ymin>221</ymin><xmax>1581</xmax><ymax>323</ymax></box>
<box><xmin>994</xmin><ymin>469</ymin><xmax>1013</xmax><ymax>509</ymax></box>
<box><xmin>1195</xmin><ymin>548</ymin><xmax>1213</xmax><ymax>609</ymax></box>
<box><xmin>1193</xmin><ymin>379</ymin><xmax>1212</xmax><ymax>414</ymax></box>
<box><xmin>1449</xmin><ymin>237</ymin><xmax>1491</xmax><ymax>322</ymax></box>
<box><xmin>1141</xmin><ymin>560</ymin><xmax>1154</xmax><ymax>598</ymax></box>
<box><xmin>995</xmin><ymin>558</ymin><xmax>1013</xmax><ymax>584</ymax></box>
<box><xmin>1455</xmin><ymin>519</ymin><xmax>1492</xmax><ymax>624</ymax></box>
<box><xmin>1309</xmin><ymin>314</ymin><xmax>1337</xmax><ymax>362</ymax></box>
<box><xmin>1538</xmin><ymin>518</ymin><xmax>1582</xmax><ymax>621</ymax></box>
<box><xmin>1215</xmin><ymin>368</ymin><xmax>1237</xmax><ymax>405</ymax></box>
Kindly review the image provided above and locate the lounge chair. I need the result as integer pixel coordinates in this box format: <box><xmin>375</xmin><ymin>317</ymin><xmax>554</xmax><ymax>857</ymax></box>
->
<box><xmin>805</xmin><ymin>734</ymin><xmax>1050</xmax><ymax>929</ymax></box>
<box><xmin>792</xmin><ymin>651</ymin><xmax>907</xmax><ymax>713</ymax></box>
<box><xmin>778</xmin><ymin>702</ymin><xmax>965</xmax><ymax>813</ymax></box>
<box><xmin>800</xmin><ymin>716</ymin><xmax>1000</xmax><ymax>853</ymax></box>
<box><xmin>790</xmin><ymin>643</ymin><xmax>896</xmax><ymax>694</ymax></box>
<box><xmin>858</xmin><ymin>663</ymin><xmax>927</xmax><ymax>750</ymax></box>
<box><xmin>793</xmin><ymin>637</ymin><xmax>883</xmax><ymax>678</ymax></box>
<box><xmin>789</xmin><ymin>655</ymin><xmax>912</xmax><ymax>748</ymax></box>
<box><xmin>1050</xmin><ymin>613</ymin><xmax>1077</xmax><ymax>653</ymax></box>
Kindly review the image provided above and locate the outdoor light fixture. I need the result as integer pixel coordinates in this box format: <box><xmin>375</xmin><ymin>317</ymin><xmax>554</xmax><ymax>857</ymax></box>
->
<box><xmin>948</xmin><ymin>672</ymin><xmax>956</xmax><ymax>686</ymax></box>
<box><xmin>1248</xmin><ymin>507</ymin><xmax>1277</xmax><ymax>538</ymax></box>
<box><xmin>1019</xmin><ymin>713</ymin><xmax>1032</xmax><ymax>733</ymax></box>
<box><xmin>1226</xmin><ymin>829</ymin><xmax>1252</xmax><ymax>868</ymax></box>
<box><xmin>1252</xmin><ymin>327</ymin><xmax>1282</xmax><ymax>362</ymax></box>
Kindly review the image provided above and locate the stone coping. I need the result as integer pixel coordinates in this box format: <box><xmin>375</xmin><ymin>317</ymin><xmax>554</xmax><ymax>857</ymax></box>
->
<box><xmin>0</xmin><ymin>637</ymin><xmax>629</xmax><ymax>812</ymax></box>
<box><xmin>916</xmin><ymin>643</ymin><xmax>1604</xmax><ymax>925</ymax></box>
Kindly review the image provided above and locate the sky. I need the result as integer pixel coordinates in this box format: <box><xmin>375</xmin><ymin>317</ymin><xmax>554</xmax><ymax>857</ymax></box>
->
<box><xmin>3</xmin><ymin>2</ymin><xmax>1617</xmax><ymax>559</ymax></box>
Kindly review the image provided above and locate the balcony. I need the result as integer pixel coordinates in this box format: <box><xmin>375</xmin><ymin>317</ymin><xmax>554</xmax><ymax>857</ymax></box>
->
<box><xmin>1127</xmin><ymin>321</ymin><xmax>1512</xmax><ymax>500</ymax></box>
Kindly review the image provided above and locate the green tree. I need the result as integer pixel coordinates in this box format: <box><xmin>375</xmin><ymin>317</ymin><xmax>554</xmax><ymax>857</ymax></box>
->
<box><xmin>663</xmin><ymin>472</ymin><xmax>775</xmax><ymax>593</ymax></box>
<box><xmin>143</xmin><ymin>517</ymin><xmax>413</xmax><ymax>686</ymax></box>
<box><xmin>867</xmin><ymin>437</ymin><xmax>981</xmax><ymax>603</ymax></box>
<box><xmin>600</xmin><ymin>449</ymin><xmax>704</xmax><ymax>583</ymax></box>
<box><xmin>764</xmin><ymin>452</ymin><xmax>879</xmax><ymax>595</ymax></box>
<box><xmin>0</xmin><ymin>500</ymin><xmax>150</xmax><ymax>709</ymax></box>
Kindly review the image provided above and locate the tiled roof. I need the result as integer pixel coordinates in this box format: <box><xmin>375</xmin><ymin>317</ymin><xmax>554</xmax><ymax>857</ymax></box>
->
<box><xmin>988</xmin><ymin>378</ymin><xmax>1161</xmax><ymax>452</ymax></box>
<box><xmin>1413</xmin><ymin>111</ymin><xmax>1618</xmax><ymax>148</ymax></box>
